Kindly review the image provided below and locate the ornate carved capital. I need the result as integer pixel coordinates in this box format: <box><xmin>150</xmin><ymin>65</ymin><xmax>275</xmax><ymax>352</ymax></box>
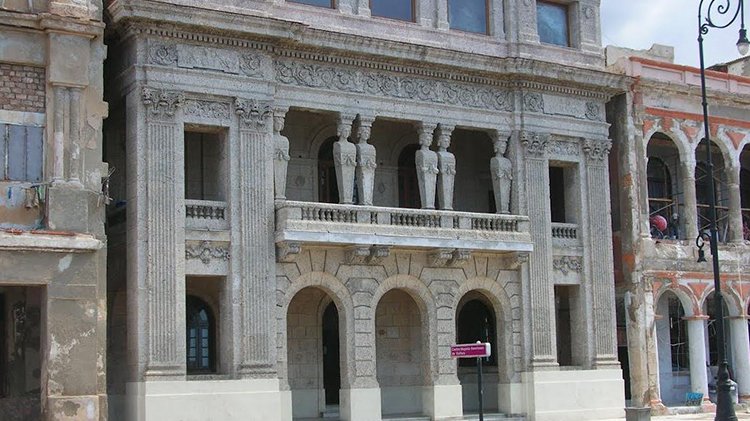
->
<box><xmin>436</xmin><ymin>124</ymin><xmax>454</xmax><ymax>151</ymax></box>
<box><xmin>142</xmin><ymin>87</ymin><xmax>184</xmax><ymax>119</ymax></box>
<box><xmin>235</xmin><ymin>98</ymin><xmax>273</xmax><ymax>131</ymax></box>
<box><xmin>355</xmin><ymin>115</ymin><xmax>374</xmax><ymax>144</ymax></box>
<box><xmin>273</xmin><ymin>108</ymin><xmax>288</xmax><ymax>134</ymax></box>
<box><xmin>416</xmin><ymin>122</ymin><xmax>437</xmax><ymax>148</ymax></box>
<box><xmin>583</xmin><ymin>138</ymin><xmax>612</xmax><ymax>162</ymax></box>
<box><xmin>520</xmin><ymin>131</ymin><xmax>548</xmax><ymax>157</ymax></box>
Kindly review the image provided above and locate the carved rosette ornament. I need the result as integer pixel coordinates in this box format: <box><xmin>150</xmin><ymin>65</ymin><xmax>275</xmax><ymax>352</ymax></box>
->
<box><xmin>520</xmin><ymin>131</ymin><xmax>548</xmax><ymax>158</ymax></box>
<box><xmin>235</xmin><ymin>98</ymin><xmax>272</xmax><ymax>131</ymax></box>
<box><xmin>583</xmin><ymin>138</ymin><xmax>612</xmax><ymax>163</ymax></box>
<box><xmin>355</xmin><ymin>115</ymin><xmax>377</xmax><ymax>206</ymax></box>
<box><xmin>415</xmin><ymin>122</ymin><xmax>439</xmax><ymax>210</ymax></box>
<box><xmin>523</xmin><ymin>92</ymin><xmax>544</xmax><ymax>113</ymax></box>
<box><xmin>333</xmin><ymin>114</ymin><xmax>357</xmax><ymax>204</ymax></box>
<box><xmin>436</xmin><ymin>124</ymin><xmax>456</xmax><ymax>210</ymax></box>
<box><xmin>273</xmin><ymin>109</ymin><xmax>290</xmax><ymax>200</ymax></box>
<box><xmin>141</xmin><ymin>87</ymin><xmax>184</xmax><ymax>119</ymax></box>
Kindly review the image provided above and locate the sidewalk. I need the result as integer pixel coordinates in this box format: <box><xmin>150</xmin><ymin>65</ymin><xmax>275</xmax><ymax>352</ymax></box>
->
<box><xmin>599</xmin><ymin>409</ymin><xmax>750</xmax><ymax>420</ymax></box>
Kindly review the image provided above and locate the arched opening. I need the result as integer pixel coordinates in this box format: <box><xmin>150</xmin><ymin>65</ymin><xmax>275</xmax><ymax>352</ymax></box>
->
<box><xmin>286</xmin><ymin>287</ymin><xmax>342</xmax><ymax>419</ymax></box>
<box><xmin>456</xmin><ymin>291</ymin><xmax>499</xmax><ymax>414</ymax></box>
<box><xmin>647</xmin><ymin>134</ymin><xmax>681</xmax><ymax>239</ymax></box>
<box><xmin>695</xmin><ymin>139</ymin><xmax>729</xmax><ymax>242</ymax></box>
<box><xmin>739</xmin><ymin>143</ymin><xmax>750</xmax><ymax>240</ymax></box>
<box><xmin>375</xmin><ymin>289</ymin><xmax>427</xmax><ymax>417</ymax></box>
<box><xmin>655</xmin><ymin>291</ymin><xmax>690</xmax><ymax>406</ymax></box>
<box><xmin>398</xmin><ymin>144</ymin><xmax>420</xmax><ymax>209</ymax></box>
<box><xmin>318</xmin><ymin>136</ymin><xmax>339</xmax><ymax>204</ymax></box>
<box><xmin>186</xmin><ymin>295</ymin><xmax>217</xmax><ymax>374</ymax></box>
<box><xmin>451</xmin><ymin>129</ymin><xmax>495</xmax><ymax>213</ymax></box>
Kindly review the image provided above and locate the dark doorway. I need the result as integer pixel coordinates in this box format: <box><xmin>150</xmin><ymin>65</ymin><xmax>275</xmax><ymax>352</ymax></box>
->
<box><xmin>322</xmin><ymin>302</ymin><xmax>340</xmax><ymax>405</ymax></box>
<box><xmin>318</xmin><ymin>137</ymin><xmax>339</xmax><ymax>204</ymax></box>
<box><xmin>555</xmin><ymin>285</ymin><xmax>573</xmax><ymax>366</ymax></box>
<box><xmin>456</xmin><ymin>299</ymin><xmax>497</xmax><ymax>367</ymax></box>
<box><xmin>398</xmin><ymin>144</ymin><xmax>421</xmax><ymax>209</ymax></box>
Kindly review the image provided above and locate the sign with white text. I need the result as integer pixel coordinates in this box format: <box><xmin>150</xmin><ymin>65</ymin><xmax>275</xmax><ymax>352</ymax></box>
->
<box><xmin>450</xmin><ymin>342</ymin><xmax>491</xmax><ymax>359</ymax></box>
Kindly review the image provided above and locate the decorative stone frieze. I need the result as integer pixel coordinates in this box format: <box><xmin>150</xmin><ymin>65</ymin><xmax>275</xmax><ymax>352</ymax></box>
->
<box><xmin>552</xmin><ymin>256</ymin><xmax>583</xmax><ymax>275</ymax></box>
<box><xmin>547</xmin><ymin>138</ymin><xmax>581</xmax><ymax>157</ymax></box>
<box><xmin>415</xmin><ymin>122</ymin><xmax>439</xmax><ymax>210</ymax></box>
<box><xmin>436</xmin><ymin>124</ymin><xmax>455</xmax><ymax>211</ymax></box>
<box><xmin>334</xmin><ymin>114</ymin><xmax>357</xmax><ymax>205</ymax></box>
<box><xmin>354</xmin><ymin>115</ymin><xmax>376</xmax><ymax>206</ymax></box>
<box><xmin>148</xmin><ymin>42</ymin><xmax>178</xmax><ymax>66</ymax></box>
<box><xmin>141</xmin><ymin>87</ymin><xmax>184</xmax><ymax>119</ymax></box>
<box><xmin>235</xmin><ymin>98</ymin><xmax>272</xmax><ymax>131</ymax></box>
<box><xmin>186</xmin><ymin>240</ymin><xmax>230</xmax><ymax>264</ymax></box>
<box><xmin>183</xmin><ymin>99</ymin><xmax>231</xmax><ymax>120</ymax></box>
<box><xmin>148</xmin><ymin>41</ymin><xmax>266</xmax><ymax>78</ymax></box>
<box><xmin>523</xmin><ymin>92</ymin><xmax>544</xmax><ymax>113</ymax></box>
<box><xmin>490</xmin><ymin>131</ymin><xmax>512</xmax><ymax>214</ymax></box>
<box><xmin>582</xmin><ymin>138</ymin><xmax>612</xmax><ymax>162</ymax></box>
<box><xmin>274</xmin><ymin>59</ymin><xmax>514</xmax><ymax>111</ymax></box>
<box><xmin>273</xmin><ymin>108</ymin><xmax>290</xmax><ymax>200</ymax></box>
<box><xmin>585</xmin><ymin>102</ymin><xmax>602</xmax><ymax>121</ymax></box>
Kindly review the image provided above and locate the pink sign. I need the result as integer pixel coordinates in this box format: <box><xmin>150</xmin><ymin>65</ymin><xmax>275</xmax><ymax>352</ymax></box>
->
<box><xmin>450</xmin><ymin>342</ymin><xmax>491</xmax><ymax>358</ymax></box>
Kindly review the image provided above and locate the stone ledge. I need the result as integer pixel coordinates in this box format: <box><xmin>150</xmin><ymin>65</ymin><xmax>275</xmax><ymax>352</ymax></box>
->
<box><xmin>0</xmin><ymin>230</ymin><xmax>102</xmax><ymax>252</ymax></box>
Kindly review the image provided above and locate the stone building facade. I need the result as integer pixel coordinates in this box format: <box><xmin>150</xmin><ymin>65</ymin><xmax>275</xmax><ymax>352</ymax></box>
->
<box><xmin>0</xmin><ymin>0</ymin><xmax>109</xmax><ymax>420</ymax></box>
<box><xmin>608</xmin><ymin>45</ymin><xmax>750</xmax><ymax>412</ymax></box>
<box><xmin>103</xmin><ymin>0</ymin><xmax>627</xmax><ymax>420</ymax></box>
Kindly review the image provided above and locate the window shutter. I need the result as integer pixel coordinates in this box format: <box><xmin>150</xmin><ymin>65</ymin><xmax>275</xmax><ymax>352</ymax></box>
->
<box><xmin>7</xmin><ymin>124</ymin><xmax>26</xmax><ymax>181</ymax></box>
<box><xmin>4</xmin><ymin>124</ymin><xmax>43</xmax><ymax>182</ymax></box>
<box><xmin>0</xmin><ymin>124</ymin><xmax>7</xmax><ymax>179</ymax></box>
<box><xmin>25</xmin><ymin>126</ymin><xmax>43</xmax><ymax>182</ymax></box>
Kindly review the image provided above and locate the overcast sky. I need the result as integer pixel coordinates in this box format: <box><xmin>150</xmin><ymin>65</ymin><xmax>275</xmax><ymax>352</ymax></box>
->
<box><xmin>601</xmin><ymin>0</ymin><xmax>747</xmax><ymax>67</ymax></box>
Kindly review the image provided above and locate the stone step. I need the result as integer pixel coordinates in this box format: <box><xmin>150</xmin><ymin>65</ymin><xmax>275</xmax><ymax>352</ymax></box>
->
<box><xmin>382</xmin><ymin>415</ymin><xmax>431</xmax><ymax>421</ymax></box>
<box><xmin>461</xmin><ymin>413</ymin><xmax>526</xmax><ymax>421</ymax></box>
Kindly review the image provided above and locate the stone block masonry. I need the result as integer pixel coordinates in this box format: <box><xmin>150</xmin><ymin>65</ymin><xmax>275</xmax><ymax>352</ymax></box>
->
<box><xmin>0</xmin><ymin>63</ymin><xmax>45</xmax><ymax>113</ymax></box>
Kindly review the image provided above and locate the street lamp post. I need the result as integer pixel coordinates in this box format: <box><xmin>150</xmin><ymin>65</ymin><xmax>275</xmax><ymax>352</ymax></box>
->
<box><xmin>697</xmin><ymin>1</ymin><xmax>749</xmax><ymax>420</ymax></box>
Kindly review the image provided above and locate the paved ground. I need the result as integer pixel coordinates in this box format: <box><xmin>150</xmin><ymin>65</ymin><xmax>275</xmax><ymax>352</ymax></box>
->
<box><xmin>599</xmin><ymin>409</ymin><xmax>750</xmax><ymax>420</ymax></box>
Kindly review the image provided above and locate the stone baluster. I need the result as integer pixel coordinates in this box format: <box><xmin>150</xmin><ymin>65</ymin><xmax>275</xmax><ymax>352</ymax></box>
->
<box><xmin>355</xmin><ymin>115</ymin><xmax>376</xmax><ymax>206</ymax></box>
<box><xmin>415</xmin><ymin>122</ymin><xmax>438</xmax><ymax>210</ymax></box>
<box><xmin>726</xmin><ymin>164</ymin><xmax>744</xmax><ymax>243</ymax></box>
<box><xmin>273</xmin><ymin>108</ymin><xmax>290</xmax><ymax>200</ymax></box>
<box><xmin>436</xmin><ymin>124</ymin><xmax>455</xmax><ymax>210</ymax></box>
<box><xmin>68</xmin><ymin>87</ymin><xmax>83</xmax><ymax>188</ymax></box>
<box><xmin>52</xmin><ymin>86</ymin><xmax>67</xmax><ymax>183</ymax></box>
<box><xmin>583</xmin><ymin>138</ymin><xmax>620</xmax><ymax>367</ymax></box>
<box><xmin>729</xmin><ymin>316</ymin><xmax>750</xmax><ymax>401</ymax></box>
<box><xmin>490</xmin><ymin>131</ymin><xmax>512</xmax><ymax>214</ymax></box>
<box><xmin>334</xmin><ymin>114</ymin><xmax>357</xmax><ymax>205</ymax></box>
<box><xmin>682</xmin><ymin>159</ymin><xmax>699</xmax><ymax>240</ymax></box>
<box><xmin>519</xmin><ymin>130</ymin><xmax>556</xmax><ymax>366</ymax></box>
<box><xmin>685</xmin><ymin>316</ymin><xmax>711</xmax><ymax>404</ymax></box>
<box><xmin>136</xmin><ymin>86</ymin><xmax>186</xmax><ymax>378</ymax></box>
<box><xmin>235</xmin><ymin>98</ymin><xmax>276</xmax><ymax>376</ymax></box>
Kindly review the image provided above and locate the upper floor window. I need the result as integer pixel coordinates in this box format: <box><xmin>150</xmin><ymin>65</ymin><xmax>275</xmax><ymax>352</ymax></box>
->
<box><xmin>448</xmin><ymin>0</ymin><xmax>488</xmax><ymax>34</ymax></box>
<box><xmin>370</xmin><ymin>0</ymin><xmax>414</xmax><ymax>22</ymax></box>
<box><xmin>184</xmin><ymin>130</ymin><xmax>227</xmax><ymax>201</ymax></box>
<box><xmin>537</xmin><ymin>1</ymin><xmax>570</xmax><ymax>47</ymax></box>
<box><xmin>186</xmin><ymin>295</ymin><xmax>216</xmax><ymax>374</ymax></box>
<box><xmin>1</xmin><ymin>123</ymin><xmax>43</xmax><ymax>182</ymax></box>
<box><xmin>288</xmin><ymin>0</ymin><xmax>334</xmax><ymax>8</ymax></box>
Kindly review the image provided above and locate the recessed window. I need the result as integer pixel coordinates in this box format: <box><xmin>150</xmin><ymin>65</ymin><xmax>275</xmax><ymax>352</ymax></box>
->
<box><xmin>449</xmin><ymin>0</ymin><xmax>488</xmax><ymax>34</ymax></box>
<box><xmin>186</xmin><ymin>295</ymin><xmax>216</xmax><ymax>374</ymax></box>
<box><xmin>370</xmin><ymin>0</ymin><xmax>414</xmax><ymax>22</ymax></box>
<box><xmin>1</xmin><ymin>123</ymin><xmax>43</xmax><ymax>182</ymax></box>
<box><xmin>184</xmin><ymin>130</ymin><xmax>227</xmax><ymax>201</ymax></box>
<box><xmin>537</xmin><ymin>1</ymin><xmax>570</xmax><ymax>47</ymax></box>
<box><xmin>288</xmin><ymin>0</ymin><xmax>334</xmax><ymax>8</ymax></box>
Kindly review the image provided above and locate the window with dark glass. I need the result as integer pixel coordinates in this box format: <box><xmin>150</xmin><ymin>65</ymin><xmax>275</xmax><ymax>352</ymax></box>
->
<box><xmin>537</xmin><ymin>1</ymin><xmax>570</xmax><ymax>47</ymax></box>
<box><xmin>456</xmin><ymin>299</ymin><xmax>497</xmax><ymax>367</ymax></box>
<box><xmin>318</xmin><ymin>137</ymin><xmax>339</xmax><ymax>204</ymax></box>
<box><xmin>370</xmin><ymin>0</ymin><xmax>414</xmax><ymax>22</ymax></box>
<box><xmin>288</xmin><ymin>0</ymin><xmax>334</xmax><ymax>8</ymax></box>
<box><xmin>448</xmin><ymin>0</ymin><xmax>488</xmax><ymax>34</ymax></box>
<box><xmin>398</xmin><ymin>144</ymin><xmax>421</xmax><ymax>209</ymax></box>
<box><xmin>186</xmin><ymin>295</ymin><xmax>216</xmax><ymax>374</ymax></box>
<box><xmin>647</xmin><ymin>157</ymin><xmax>673</xmax><ymax>218</ymax></box>
<box><xmin>666</xmin><ymin>295</ymin><xmax>688</xmax><ymax>371</ymax></box>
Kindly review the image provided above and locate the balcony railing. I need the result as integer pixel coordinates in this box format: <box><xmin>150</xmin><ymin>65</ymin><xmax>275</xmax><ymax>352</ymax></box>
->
<box><xmin>551</xmin><ymin>223</ymin><xmax>578</xmax><ymax>241</ymax></box>
<box><xmin>185</xmin><ymin>200</ymin><xmax>228</xmax><ymax>230</ymax></box>
<box><xmin>276</xmin><ymin>201</ymin><xmax>532</xmax><ymax>253</ymax></box>
<box><xmin>697</xmin><ymin>203</ymin><xmax>729</xmax><ymax>243</ymax></box>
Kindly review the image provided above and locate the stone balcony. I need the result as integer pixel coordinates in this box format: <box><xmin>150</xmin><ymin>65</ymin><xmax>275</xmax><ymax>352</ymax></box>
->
<box><xmin>274</xmin><ymin>200</ymin><xmax>533</xmax><ymax>257</ymax></box>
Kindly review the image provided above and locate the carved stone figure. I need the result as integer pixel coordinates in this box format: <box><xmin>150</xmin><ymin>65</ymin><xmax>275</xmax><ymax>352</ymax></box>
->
<box><xmin>273</xmin><ymin>109</ymin><xmax>290</xmax><ymax>200</ymax></box>
<box><xmin>333</xmin><ymin>114</ymin><xmax>357</xmax><ymax>204</ymax></box>
<box><xmin>490</xmin><ymin>134</ymin><xmax>512</xmax><ymax>214</ymax></box>
<box><xmin>355</xmin><ymin>116</ymin><xmax>376</xmax><ymax>206</ymax></box>
<box><xmin>435</xmin><ymin>124</ymin><xmax>455</xmax><ymax>210</ymax></box>
<box><xmin>415</xmin><ymin>123</ymin><xmax>438</xmax><ymax>209</ymax></box>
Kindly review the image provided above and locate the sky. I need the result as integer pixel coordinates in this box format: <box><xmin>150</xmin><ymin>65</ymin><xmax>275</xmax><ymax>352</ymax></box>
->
<box><xmin>601</xmin><ymin>0</ymin><xmax>747</xmax><ymax>68</ymax></box>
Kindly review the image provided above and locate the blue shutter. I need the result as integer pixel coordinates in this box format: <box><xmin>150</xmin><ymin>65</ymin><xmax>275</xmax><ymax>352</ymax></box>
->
<box><xmin>25</xmin><ymin>126</ymin><xmax>43</xmax><ymax>182</ymax></box>
<box><xmin>0</xmin><ymin>124</ymin><xmax>7</xmax><ymax>179</ymax></box>
<box><xmin>7</xmin><ymin>125</ymin><xmax>26</xmax><ymax>181</ymax></box>
<box><xmin>4</xmin><ymin>124</ymin><xmax>43</xmax><ymax>182</ymax></box>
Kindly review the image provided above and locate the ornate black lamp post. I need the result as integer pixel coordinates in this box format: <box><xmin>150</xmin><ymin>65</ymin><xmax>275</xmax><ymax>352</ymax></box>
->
<box><xmin>697</xmin><ymin>1</ymin><xmax>749</xmax><ymax>420</ymax></box>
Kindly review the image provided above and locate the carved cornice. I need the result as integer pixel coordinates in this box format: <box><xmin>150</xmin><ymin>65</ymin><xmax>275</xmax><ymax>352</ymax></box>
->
<box><xmin>185</xmin><ymin>241</ymin><xmax>230</xmax><ymax>264</ymax></box>
<box><xmin>235</xmin><ymin>98</ymin><xmax>272</xmax><ymax>131</ymax></box>
<box><xmin>520</xmin><ymin>131</ymin><xmax>548</xmax><ymax>157</ymax></box>
<box><xmin>141</xmin><ymin>87</ymin><xmax>184</xmax><ymax>119</ymax></box>
<box><xmin>583</xmin><ymin>138</ymin><xmax>612</xmax><ymax>162</ymax></box>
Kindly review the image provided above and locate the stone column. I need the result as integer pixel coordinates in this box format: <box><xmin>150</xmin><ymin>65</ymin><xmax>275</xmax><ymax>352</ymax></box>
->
<box><xmin>435</xmin><ymin>0</ymin><xmax>449</xmax><ymax>29</ymax></box>
<box><xmin>273</xmin><ymin>108</ymin><xmax>290</xmax><ymax>200</ymax></box>
<box><xmin>682</xmin><ymin>160</ymin><xmax>699</xmax><ymax>240</ymax></box>
<box><xmin>490</xmin><ymin>131</ymin><xmax>512</xmax><ymax>214</ymax></box>
<box><xmin>726</xmin><ymin>164</ymin><xmax>744</xmax><ymax>243</ymax></box>
<box><xmin>52</xmin><ymin>86</ymin><xmax>67</xmax><ymax>183</ymax></box>
<box><xmin>354</xmin><ymin>115</ymin><xmax>376</xmax><ymax>206</ymax></box>
<box><xmin>519</xmin><ymin>131</ymin><xmax>556</xmax><ymax>366</ymax></box>
<box><xmin>728</xmin><ymin>316</ymin><xmax>750</xmax><ymax>401</ymax></box>
<box><xmin>68</xmin><ymin>87</ymin><xmax>83</xmax><ymax>188</ymax></box>
<box><xmin>235</xmin><ymin>98</ymin><xmax>276</xmax><ymax>376</ymax></box>
<box><xmin>135</xmin><ymin>87</ymin><xmax>186</xmax><ymax>378</ymax></box>
<box><xmin>583</xmin><ymin>138</ymin><xmax>620</xmax><ymax>367</ymax></box>
<box><xmin>685</xmin><ymin>316</ymin><xmax>710</xmax><ymax>402</ymax></box>
<box><xmin>507</xmin><ymin>0</ymin><xmax>540</xmax><ymax>43</ymax></box>
<box><xmin>436</xmin><ymin>124</ymin><xmax>455</xmax><ymax>211</ymax></box>
<box><xmin>415</xmin><ymin>122</ymin><xmax>438</xmax><ymax>210</ymax></box>
<box><xmin>334</xmin><ymin>114</ymin><xmax>357</xmax><ymax>205</ymax></box>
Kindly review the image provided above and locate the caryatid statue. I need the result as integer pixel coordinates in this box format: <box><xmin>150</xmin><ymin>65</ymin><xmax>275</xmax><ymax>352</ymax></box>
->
<box><xmin>490</xmin><ymin>133</ymin><xmax>512</xmax><ymax>214</ymax></box>
<box><xmin>415</xmin><ymin>122</ymin><xmax>438</xmax><ymax>209</ymax></box>
<box><xmin>273</xmin><ymin>108</ymin><xmax>290</xmax><ymax>200</ymax></box>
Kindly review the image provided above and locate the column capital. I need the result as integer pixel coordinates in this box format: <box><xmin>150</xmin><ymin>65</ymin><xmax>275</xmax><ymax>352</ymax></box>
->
<box><xmin>436</xmin><ymin>123</ymin><xmax>454</xmax><ymax>151</ymax></box>
<box><xmin>416</xmin><ymin>122</ymin><xmax>438</xmax><ymax>147</ymax></box>
<box><xmin>142</xmin><ymin>87</ymin><xmax>184</xmax><ymax>120</ymax></box>
<box><xmin>354</xmin><ymin>114</ymin><xmax>375</xmax><ymax>144</ymax></box>
<box><xmin>583</xmin><ymin>138</ymin><xmax>612</xmax><ymax>162</ymax></box>
<box><xmin>273</xmin><ymin>107</ymin><xmax>288</xmax><ymax>134</ymax></box>
<box><xmin>337</xmin><ymin>113</ymin><xmax>356</xmax><ymax>140</ymax></box>
<box><xmin>235</xmin><ymin>98</ymin><xmax>273</xmax><ymax>131</ymax></box>
<box><xmin>519</xmin><ymin>130</ymin><xmax>549</xmax><ymax>157</ymax></box>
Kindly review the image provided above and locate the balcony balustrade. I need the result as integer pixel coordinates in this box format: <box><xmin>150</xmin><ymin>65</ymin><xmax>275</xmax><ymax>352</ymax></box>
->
<box><xmin>185</xmin><ymin>200</ymin><xmax>228</xmax><ymax>231</ymax></box>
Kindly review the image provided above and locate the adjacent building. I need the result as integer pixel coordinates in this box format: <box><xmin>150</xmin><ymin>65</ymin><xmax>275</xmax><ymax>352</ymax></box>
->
<box><xmin>0</xmin><ymin>0</ymin><xmax>109</xmax><ymax>420</ymax></box>
<box><xmin>608</xmin><ymin>45</ymin><xmax>750</xmax><ymax>412</ymax></box>
<box><xmin>103</xmin><ymin>0</ymin><xmax>626</xmax><ymax>420</ymax></box>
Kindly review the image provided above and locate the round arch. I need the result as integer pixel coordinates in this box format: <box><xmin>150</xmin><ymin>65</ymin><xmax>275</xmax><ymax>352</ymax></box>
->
<box><xmin>699</xmin><ymin>286</ymin><xmax>744</xmax><ymax>318</ymax></box>
<box><xmin>643</xmin><ymin>129</ymin><xmax>692</xmax><ymax>164</ymax></box>
<box><xmin>653</xmin><ymin>284</ymin><xmax>698</xmax><ymax>317</ymax></box>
